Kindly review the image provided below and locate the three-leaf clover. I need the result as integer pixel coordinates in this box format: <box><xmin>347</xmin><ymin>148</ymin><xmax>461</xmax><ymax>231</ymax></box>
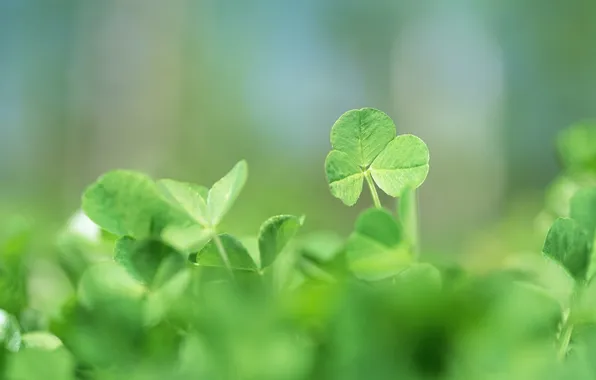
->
<box><xmin>325</xmin><ymin>108</ymin><xmax>430</xmax><ymax>206</ymax></box>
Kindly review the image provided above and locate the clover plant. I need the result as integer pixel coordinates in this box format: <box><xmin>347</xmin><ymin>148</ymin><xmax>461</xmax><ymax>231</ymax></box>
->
<box><xmin>3</xmin><ymin>110</ymin><xmax>596</xmax><ymax>379</ymax></box>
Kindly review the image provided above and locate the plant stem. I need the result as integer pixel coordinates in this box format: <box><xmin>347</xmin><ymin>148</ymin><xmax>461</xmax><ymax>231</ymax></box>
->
<box><xmin>399</xmin><ymin>188</ymin><xmax>420</xmax><ymax>259</ymax></box>
<box><xmin>212</xmin><ymin>232</ymin><xmax>235</xmax><ymax>279</ymax></box>
<box><xmin>557</xmin><ymin>309</ymin><xmax>573</xmax><ymax>360</ymax></box>
<box><xmin>364</xmin><ymin>172</ymin><xmax>382</xmax><ymax>209</ymax></box>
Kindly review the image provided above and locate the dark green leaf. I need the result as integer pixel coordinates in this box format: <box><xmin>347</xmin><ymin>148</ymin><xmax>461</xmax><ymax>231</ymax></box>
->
<box><xmin>114</xmin><ymin>237</ymin><xmax>185</xmax><ymax>287</ymax></box>
<box><xmin>543</xmin><ymin>218</ymin><xmax>591</xmax><ymax>281</ymax></box>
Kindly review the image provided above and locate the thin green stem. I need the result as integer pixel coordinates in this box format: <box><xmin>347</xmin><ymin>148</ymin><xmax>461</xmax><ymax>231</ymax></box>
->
<box><xmin>557</xmin><ymin>312</ymin><xmax>573</xmax><ymax>360</ymax></box>
<box><xmin>212</xmin><ymin>232</ymin><xmax>235</xmax><ymax>279</ymax></box>
<box><xmin>364</xmin><ymin>172</ymin><xmax>382</xmax><ymax>209</ymax></box>
<box><xmin>399</xmin><ymin>188</ymin><xmax>420</xmax><ymax>259</ymax></box>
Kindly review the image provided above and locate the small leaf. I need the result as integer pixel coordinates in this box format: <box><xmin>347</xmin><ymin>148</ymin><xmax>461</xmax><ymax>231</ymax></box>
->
<box><xmin>194</xmin><ymin>234</ymin><xmax>257</xmax><ymax>271</ymax></box>
<box><xmin>258</xmin><ymin>215</ymin><xmax>304</xmax><ymax>269</ymax></box>
<box><xmin>21</xmin><ymin>332</ymin><xmax>63</xmax><ymax>350</ymax></box>
<box><xmin>570</xmin><ymin>187</ymin><xmax>596</xmax><ymax>239</ymax></box>
<box><xmin>395</xmin><ymin>263</ymin><xmax>442</xmax><ymax>292</ymax></box>
<box><xmin>0</xmin><ymin>309</ymin><xmax>21</xmax><ymax>352</ymax></box>
<box><xmin>346</xmin><ymin>208</ymin><xmax>411</xmax><ymax>281</ymax></box>
<box><xmin>330</xmin><ymin>108</ymin><xmax>395</xmax><ymax>167</ymax></box>
<box><xmin>369</xmin><ymin>135</ymin><xmax>430</xmax><ymax>197</ymax></box>
<box><xmin>161</xmin><ymin>224</ymin><xmax>211</xmax><ymax>254</ymax></box>
<box><xmin>157</xmin><ymin>179</ymin><xmax>210</xmax><ymax>226</ymax></box>
<box><xmin>207</xmin><ymin>160</ymin><xmax>248</xmax><ymax>226</ymax></box>
<box><xmin>543</xmin><ymin>217</ymin><xmax>591</xmax><ymax>281</ymax></box>
<box><xmin>325</xmin><ymin>150</ymin><xmax>364</xmax><ymax>206</ymax></box>
<box><xmin>78</xmin><ymin>262</ymin><xmax>146</xmax><ymax>310</ymax></box>
<box><xmin>82</xmin><ymin>171</ymin><xmax>190</xmax><ymax>238</ymax></box>
<box><xmin>557</xmin><ymin>122</ymin><xmax>596</xmax><ymax>172</ymax></box>
<box><xmin>114</xmin><ymin>237</ymin><xmax>185</xmax><ymax>287</ymax></box>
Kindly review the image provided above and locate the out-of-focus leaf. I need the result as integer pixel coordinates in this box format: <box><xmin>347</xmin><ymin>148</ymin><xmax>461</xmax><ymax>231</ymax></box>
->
<box><xmin>346</xmin><ymin>208</ymin><xmax>411</xmax><ymax>281</ymax></box>
<box><xmin>114</xmin><ymin>237</ymin><xmax>185</xmax><ymax>287</ymax></box>
<box><xmin>82</xmin><ymin>171</ymin><xmax>191</xmax><ymax>238</ymax></box>
<box><xmin>6</xmin><ymin>347</ymin><xmax>75</xmax><ymax>380</ymax></box>
<box><xmin>570</xmin><ymin>188</ymin><xmax>596</xmax><ymax>239</ymax></box>
<box><xmin>258</xmin><ymin>215</ymin><xmax>304</xmax><ymax>269</ymax></box>
<box><xmin>207</xmin><ymin>160</ymin><xmax>248</xmax><ymax>226</ymax></box>
<box><xmin>193</xmin><ymin>234</ymin><xmax>257</xmax><ymax>271</ymax></box>
<box><xmin>543</xmin><ymin>218</ymin><xmax>591</xmax><ymax>281</ymax></box>
<box><xmin>0</xmin><ymin>309</ymin><xmax>21</xmax><ymax>352</ymax></box>
<box><xmin>21</xmin><ymin>332</ymin><xmax>63</xmax><ymax>350</ymax></box>
<box><xmin>557</xmin><ymin>122</ymin><xmax>596</xmax><ymax>172</ymax></box>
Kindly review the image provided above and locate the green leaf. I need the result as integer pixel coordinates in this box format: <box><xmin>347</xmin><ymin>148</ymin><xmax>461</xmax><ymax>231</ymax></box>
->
<box><xmin>207</xmin><ymin>160</ymin><xmax>248</xmax><ymax>226</ymax></box>
<box><xmin>82</xmin><ymin>171</ymin><xmax>190</xmax><ymax>238</ymax></box>
<box><xmin>346</xmin><ymin>208</ymin><xmax>411</xmax><ymax>281</ymax></box>
<box><xmin>570</xmin><ymin>187</ymin><xmax>596</xmax><ymax>240</ymax></box>
<box><xmin>543</xmin><ymin>217</ymin><xmax>591</xmax><ymax>281</ymax></box>
<box><xmin>330</xmin><ymin>108</ymin><xmax>396</xmax><ymax>167</ymax></box>
<box><xmin>157</xmin><ymin>179</ymin><xmax>210</xmax><ymax>226</ymax></box>
<box><xmin>258</xmin><ymin>215</ymin><xmax>304</xmax><ymax>269</ymax></box>
<box><xmin>369</xmin><ymin>135</ymin><xmax>430</xmax><ymax>197</ymax></box>
<box><xmin>325</xmin><ymin>151</ymin><xmax>364</xmax><ymax>206</ymax></box>
<box><xmin>114</xmin><ymin>237</ymin><xmax>185</xmax><ymax>287</ymax></box>
<box><xmin>21</xmin><ymin>332</ymin><xmax>63</xmax><ymax>350</ymax></box>
<box><xmin>193</xmin><ymin>234</ymin><xmax>257</xmax><ymax>271</ymax></box>
<box><xmin>394</xmin><ymin>263</ymin><xmax>442</xmax><ymax>292</ymax></box>
<box><xmin>161</xmin><ymin>224</ymin><xmax>212</xmax><ymax>254</ymax></box>
<box><xmin>7</xmin><ymin>347</ymin><xmax>75</xmax><ymax>380</ymax></box>
<box><xmin>325</xmin><ymin>108</ymin><xmax>430</xmax><ymax>205</ymax></box>
<box><xmin>0</xmin><ymin>309</ymin><xmax>21</xmax><ymax>352</ymax></box>
<box><xmin>78</xmin><ymin>262</ymin><xmax>146</xmax><ymax>310</ymax></box>
<box><xmin>557</xmin><ymin>122</ymin><xmax>596</xmax><ymax>172</ymax></box>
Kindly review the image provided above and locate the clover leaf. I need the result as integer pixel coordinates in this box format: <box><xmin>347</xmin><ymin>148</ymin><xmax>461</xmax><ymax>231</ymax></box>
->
<box><xmin>543</xmin><ymin>217</ymin><xmax>591</xmax><ymax>282</ymax></box>
<box><xmin>158</xmin><ymin>160</ymin><xmax>247</xmax><ymax>229</ymax></box>
<box><xmin>258</xmin><ymin>215</ymin><xmax>304</xmax><ymax>270</ymax></box>
<box><xmin>325</xmin><ymin>108</ymin><xmax>429</xmax><ymax>206</ymax></box>
<box><xmin>82</xmin><ymin>171</ymin><xmax>192</xmax><ymax>239</ymax></box>
<box><xmin>346</xmin><ymin>208</ymin><xmax>412</xmax><ymax>281</ymax></box>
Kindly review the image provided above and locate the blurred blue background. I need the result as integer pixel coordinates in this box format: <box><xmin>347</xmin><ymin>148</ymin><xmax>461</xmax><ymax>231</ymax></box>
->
<box><xmin>1</xmin><ymin>0</ymin><xmax>596</xmax><ymax>256</ymax></box>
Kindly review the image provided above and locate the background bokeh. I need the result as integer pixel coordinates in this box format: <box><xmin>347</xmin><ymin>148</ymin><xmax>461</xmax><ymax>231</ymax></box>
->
<box><xmin>2</xmin><ymin>0</ymin><xmax>596</xmax><ymax>258</ymax></box>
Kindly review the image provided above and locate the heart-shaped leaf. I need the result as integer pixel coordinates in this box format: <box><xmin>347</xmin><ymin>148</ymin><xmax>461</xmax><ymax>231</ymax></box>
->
<box><xmin>82</xmin><ymin>171</ymin><xmax>191</xmax><ymax>238</ymax></box>
<box><xmin>346</xmin><ymin>208</ymin><xmax>412</xmax><ymax>281</ymax></box>
<box><xmin>157</xmin><ymin>179</ymin><xmax>210</xmax><ymax>226</ymax></box>
<box><xmin>258</xmin><ymin>215</ymin><xmax>304</xmax><ymax>269</ymax></box>
<box><xmin>207</xmin><ymin>160</ymin><xmax>248</xmax><ymax>226</ymax></box>
<box><xmin>325</xmin><ymin>108</ymin><xmax>430</xmax><ymax>206</ymax></box>
<box><xmin>193</xmin><ymin>234</ymin><xmax>257</xmax><ymax>271</ymax></box>
<box><xmin>369</xmin><ymin>135</ymin><xmax>430</xmax><ymax>197</ymax></box>
<box><xmin>115</xmin><ymin>237</ymin><xmax>185</xmax><ymax>287</ymax></box>
<box><xmin>330</xmin><ymin>108</ymin><xmax>396</xmax><ymax>167</ymax></box>
<box><xmin>543</xmin><ymin>217</ymin><xmax>591</xmax><ymax>282</ymax></box>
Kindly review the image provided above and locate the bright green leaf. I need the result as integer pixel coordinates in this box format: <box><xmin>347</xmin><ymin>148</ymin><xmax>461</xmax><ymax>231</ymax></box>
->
<box><xmin>325</xmin><ymin>150</ymin><xmax>364</xmax><ymax>206</ymax></box>
<box><xmin>543</xmin><ymin>217</ymin><xmax>591</xmax><ymax>281</ymax></box>
<box><xmin>0</xmin><ymin>309</ymin><xmax>21</xmax><ymax>352</ymax></box>
<box><xmin>78</xmin><ymin>262</ymin><xmax>146</xmax><ymax>310</ymax></box>
<box><xmin>395</xmin><ymin>263</ymin><xmax>442</xmax><ymax>292</ymax></box>
<box><xmin>161</xmin><ymin>224</ymin><xmax>211</xmax><ymax>254</ymax></box>
<box><xmin>369</xmin><ymin>135</ymin><xmax>430</xmax><ymax>197</ymax></box>
<box><xmin>194</xmin><ymin>234</ymin><xmax>257</xmax><ymax>271</ymax></box>
<box><xmin>346</xmin><ymin>208</ymin><xmax>411</xmax><ymax>281</ymax></box>
<box><xmin>7</xmin><ymin>347</ymin><xmax>75</xmax><ymax>380</ymax></box>
<box><xmin>207</xmin><ymin>160</ymin><xmax>248</xmax><ymax>226</ymax></box>
<box><xmin>82</xmin><ymin>171</ymin><xmax>190</xmax><ymax>238</ymax></box>
<box><xmin>21</xmin><ymin>332</ymin><xmax>63</xmax><ymax>350</ymax></box>
<box><xmin>330</xmin><ymin>108</ymin><xmax>395</xmax><ymax>167</ymax></box>
<box><xmin>258</xmin><ymin>215</ymin><xmax>304</xmax><ymax>269</ymax></box>
<box><xmin>157</xmin><ymin>179</ymin><xmax>210</xmax><ymax>226</ymax></box>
